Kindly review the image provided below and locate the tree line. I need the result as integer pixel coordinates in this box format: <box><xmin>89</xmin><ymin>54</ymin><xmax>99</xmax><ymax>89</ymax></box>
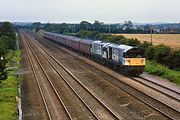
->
<box><xmin>20</xmin><ymin>20</ymin><xmax>156</xmax><ymax>34</ymax></box>
<box><xmin>0</xmin><ymin>22</ymin><xmax>16</xmax><ymax>80</ymax></box>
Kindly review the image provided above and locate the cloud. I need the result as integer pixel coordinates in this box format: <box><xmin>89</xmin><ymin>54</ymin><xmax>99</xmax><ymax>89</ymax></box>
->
<box><xmin>0</xmin><ymin>0</ymin><xmax>179</xmax><ymax>23</ymax></box>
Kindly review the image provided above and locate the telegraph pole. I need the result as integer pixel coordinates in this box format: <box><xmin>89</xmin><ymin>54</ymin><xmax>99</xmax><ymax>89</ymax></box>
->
<box><xmin>109</xmin><ymin>24</ymin><xmax>111</xmax><ymax>35</ymax></box>
<box><xmin>73</xmin><ymin>25</ymin><xmax>76</xmax><ymax>33</ymax></box>
<box><xmin>150</xmin><ymin>25</ymin><xmax>153</xmax><ymax>44</ymax></box>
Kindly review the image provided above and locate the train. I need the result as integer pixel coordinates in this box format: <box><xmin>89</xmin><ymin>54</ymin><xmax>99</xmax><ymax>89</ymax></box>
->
<box><xmin>43</xmin><ymin>31</ymin><xmax>146</xmax><ymax>75</ymax></box>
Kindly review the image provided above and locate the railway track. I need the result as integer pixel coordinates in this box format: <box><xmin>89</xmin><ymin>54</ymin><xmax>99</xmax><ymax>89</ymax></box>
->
<box><xmin>25</xmin><ymin>32</ymin><xmax>121</xmax><ymax>120</ymax></box>
<box><xmin>32</xmin><ymin>34</ymin><xmax>180</xmax><ymax>120</ymax></box>
<box><xmin>66</xmin><ymin>61</ymin><xmax>180</xmax><ymax>120</ymax></box>
<box><xmin>22</xmin><ymin>33</ymin><xmax>52</xmax><ymax>120</ymax></box>
<box><xmin>141</xmin><ymin>76</ymin><xmax>180</xmax><ymax>94</ymax></box>
<box><xmin>22</xmin><ymin>32</ymin><xmax>73</xmax><ymax>120</ymax></box>
<box><xmin>131</xmin><ymin>76</ymin><xmax>180</xmax><ymax>101</ymax></box>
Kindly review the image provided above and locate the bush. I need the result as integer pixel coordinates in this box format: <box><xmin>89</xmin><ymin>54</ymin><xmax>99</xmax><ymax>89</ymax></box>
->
<box><xmin>76</xmin><ymin>30</ymin><xmax>100</xmax><ymax>40</ymax></box>
<box><xmin>138</xmin><ymin>41</ymin><xmax>152</xmax><ymax>51</ymax></box>
<box><xmin>101</xmin><ymin>35</ymin><xmax>141</xmax><ymax>46</ymax></box>
<box><xmin>0</xmin><ymin>71</ymin><xmax>8</xmax><ymax>81</ymax></box>
<box><xmin>144</xmin><ymin>46</ymin><xmax>155</xmax><ymax>60</ymax></box>
<box><xmin>102</xmin><ymin>35</ymin><xmax>125</xmax><ymax>43</ymax></box>
<box><xmin>126</xmin><ymin>38</ymin><xmax>140</xmax><ymax>46</ymax></box>
<box><xmin>144</xmin><ymin>44</ymin><xmax>174</xmax><ymax>68</ymax></box>
<box><xmin>167</xmin><ymin>49</ymin><xmax>180</xmax><ymax>70</ymax></box>
<box><xmin>153</xmin><ymin>45</ymin><xmax>171</xmax><ymax>65</ymax></box>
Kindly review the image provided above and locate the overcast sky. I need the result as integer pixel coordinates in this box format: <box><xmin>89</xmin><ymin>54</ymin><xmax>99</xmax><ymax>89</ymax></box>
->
<box><xmin>0</xmin><ymin>0</ymin><xmax>179</xmax><ymax>23</ymax></box>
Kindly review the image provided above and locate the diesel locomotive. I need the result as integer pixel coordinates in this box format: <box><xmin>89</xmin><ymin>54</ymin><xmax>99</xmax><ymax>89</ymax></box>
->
<box><xmin>43</xmin><ymin>32</ymin><xmax>146</xmax><ymax>75</ymax></box>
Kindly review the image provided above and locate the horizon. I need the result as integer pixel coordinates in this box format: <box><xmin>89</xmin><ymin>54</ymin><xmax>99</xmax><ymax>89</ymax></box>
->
<box><xmin>5</xmin><ymin>21</ymin><xmax>180</xmax><ymax>25</ymax></box>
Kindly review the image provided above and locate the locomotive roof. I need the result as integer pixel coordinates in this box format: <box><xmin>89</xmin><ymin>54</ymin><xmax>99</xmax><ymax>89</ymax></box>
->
<box><xmin>92</xmin><ymin>41</ymin><xmax>111</xmax><ymax>48</ymax></box>
<box><xmin>92</xmin><ymin>40</ymin><xmax>102</xmax><ymax>43</ymax></box>
<box><xmin>107</xmin><ymin>43</ymin><xmax>138</xmax><ymax>52</ymax></box>
<box><xmin>92</xmin><ymin>40</ymin><xmax>110</xmax><ymax>45</ymax></box>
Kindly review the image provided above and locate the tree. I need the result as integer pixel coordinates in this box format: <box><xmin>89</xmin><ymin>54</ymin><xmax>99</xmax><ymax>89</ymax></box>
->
<box><xmin>138</xmin><ymin>41</ymin><xmax>152</xmax><ymax>53</ymax></box>
<box><xmin>60</xmin><ymin>23</ymin><xmax>70</xmax><ymax>34</ymax></box>
<box><xmin>76</xmin><ymin>30</ymin><xmax>100</xmax><ymax>39</ymax></box>
<box><xmin>0</xmin><ymin>44</ymin><xmax>7</xmax><ymax>81</ymax></box>
<box><xmin>0</xmin><ymin>22</ymin><xmax>16</xmax><ymax>80</ymax></box>
<box><xmin>143</xmin><ymin>25</ymin><xmax>152</xmax><ymax>33</ymax></box>
<box><xmin>0</xmin><ymin>49</ymin><xmax>5</xmax><ymax>70</ymax></box>
<box><xmin>32</xmin><ymin>22</ymin><xmax>41</xmax><ymax>32</ymax></box>
<box><xmin>167</xmin><ymin>50</ymin><xmax>180</xmax><ymax>70</ymax></box>
<box><xmin>145</xmin><ymin>46</ymin><xmax>155</xmax><ymax>60</ymax></box>
<box><xmin>0</xmin><ymin>22</ymin><xmax>16</xmax><ymax>39</ymax></box>
<box><xmin>0</xmin><ymin>22</ymin><xmax>16</xmax><ymax>50</ymax></box>
<box><xmin>126</xmin><ymin>39</ymin><xmax>141</xmax><ymax>46</ymax></box>
<box><xmin>122</xmin><ymin>21</ymin><xmax>133</xmax><ymax>30</ymax></box>
<box><xmin>0</xmin><ymin>36</ymin><xmax>7</xmax><ymax>52</ymax></box>
<box><xmin>93</xmin><ymin>20</ymin><xmax>104</xmax><ymax>32</ymax></box>
<box><xmin>80</xmin><ymin>21</ymin><xmax>92</xmax><ymax>30</ymax></box>
<box><xmin>153</xmin><ymin>45</ymin><xmax>171</xmax><ymax>65</ymax></box>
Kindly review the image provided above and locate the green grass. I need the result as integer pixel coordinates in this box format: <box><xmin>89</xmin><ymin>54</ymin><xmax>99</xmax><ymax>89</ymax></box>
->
<box><xmin>6</xmin><ymin>50</ymin><xmax>21</xmax><ymax>69</ymax></box>
<box><xmin>0</xmin><ymin>76</ymin><xmax>18</xmax><ymax>120</ymax></box>
<box><xmin>0</xmin><ymin>50</ymin><xmax>21</xmax><ymax>120</ymax></box>
<box><xmin>145</xmin><ymin>61</ymin><xmax>180</xmax><ymax>85</ymax></box>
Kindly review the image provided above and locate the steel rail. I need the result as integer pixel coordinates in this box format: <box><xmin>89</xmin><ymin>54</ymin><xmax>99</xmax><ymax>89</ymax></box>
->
<box><xmin>21</xmin><ymin>33</ymin><xmax>52</xmax><ymax>120</ymax></box>
<box><xmin>131</xmin><ymin>77</ymin><xmax>180</xmax><ymax>101</ymax></box>
<box><xmin>30</xmin><ymin>34</ymin><xmax>122</xmax><ymax>120</ymax></box>
<box><xmin>24</xmin><ymin>32</ymin><xmax>73</xmax><ymax>120</ymax></box>
<box><xmin>35</xmin><ymin>36</ymin><xmax>180</xmax><ymax>120</ymax></box>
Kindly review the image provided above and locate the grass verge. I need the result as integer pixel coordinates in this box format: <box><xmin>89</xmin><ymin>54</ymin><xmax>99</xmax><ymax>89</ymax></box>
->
<box><xmin>145</xmin><ymin>60</ymin><xmax>180</xmax><ymax>85</ymax></box>
<box><xmin>0</xmin><ymin>50</ymin><xmax>21</xmax><ymax>120</ymax></box>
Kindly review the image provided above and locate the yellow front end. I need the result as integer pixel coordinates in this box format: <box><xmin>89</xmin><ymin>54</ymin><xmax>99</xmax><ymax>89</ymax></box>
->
<box><xmin>124</xmin><ymin>58</ymin><xmax>146</xmax><ymax>66</ymax></box>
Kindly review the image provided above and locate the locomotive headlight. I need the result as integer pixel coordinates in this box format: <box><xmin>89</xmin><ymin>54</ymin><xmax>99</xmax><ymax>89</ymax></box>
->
<box><xmin>1</xmin><ymin>56</ymin><xmax>3</xmax><ymax>60</ymax></box>
<box><xmin>125</xmin><ymin>59</ymin><xmax>131</xmax><ymax>65</ymax></box>
<box><xmin>126</xmin><ymin>60</ymin><xmax>131</xmax><ymax>63</ymax></box>
<box><xmin>141</xmin><ymin>59</ymin><xmax>145</xmax><ymax>64</ymax></box>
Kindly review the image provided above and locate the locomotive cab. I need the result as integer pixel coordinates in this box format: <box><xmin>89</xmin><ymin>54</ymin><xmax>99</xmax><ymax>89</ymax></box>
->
<box><xmin>107</xmin><ymin>44</ymin><xmax>146</xmax><ymax>75</ymax></box>
<box><xmin>122</xmin><ymin>47</ymin><xmax>146</xmax><ymax>75</ymax></box>
<box><xmin>123</xmin><ymin>48</ymin><xmax>145</xmax><ymax>66</ymax></box>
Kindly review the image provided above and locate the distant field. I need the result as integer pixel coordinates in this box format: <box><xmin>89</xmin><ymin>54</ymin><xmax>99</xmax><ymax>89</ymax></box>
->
<box><xmin>114</xmin><ymin>34</ymin><xmax>180</xmax><ymax>49</ymax></box>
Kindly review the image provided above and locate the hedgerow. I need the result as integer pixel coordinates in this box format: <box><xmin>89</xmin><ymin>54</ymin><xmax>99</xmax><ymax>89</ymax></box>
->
<box><xmin>76</xmin><ymin>30</ymin><xmax>180</xmax><ymax>71</ymax></box>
